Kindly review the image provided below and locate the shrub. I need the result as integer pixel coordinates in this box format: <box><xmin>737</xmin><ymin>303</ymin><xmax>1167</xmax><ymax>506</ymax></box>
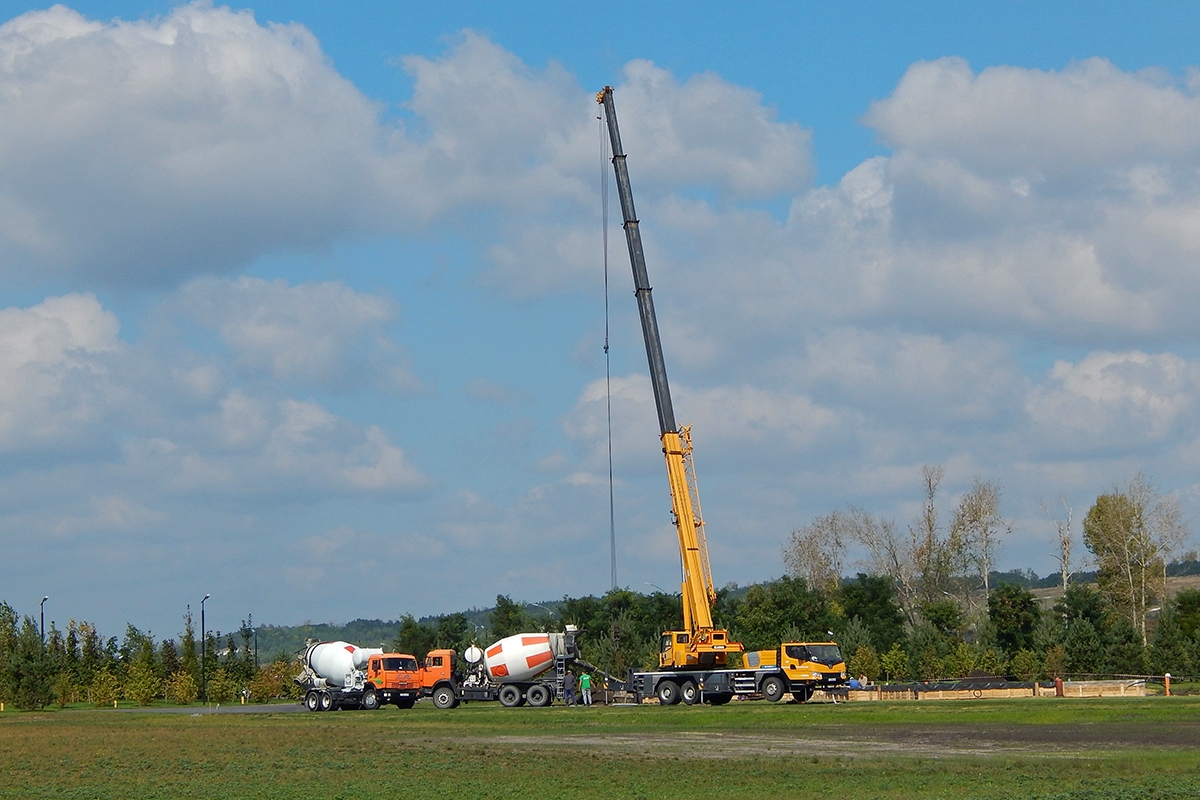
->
<box><xmin>880</xmin><ymin>642</ymin><xmax>909</xmax><ymax>682</ymax></box>
<box><xmin>1009</xmin><ymin>649</ymin><xmax>1040</xmax><ymax>681</ymax></box>
<box><xmin>206</xmin><ymin>668</ymin><xmax>239</xmax><ymax>704</ymax></box>
<box><xmin>52</xmin><ymin>672</ymin><xmax>79</xmax><ymax>708</ymax></box>
<box><xmin>124</xmin><ymin>662</ymin><xmax>161</xmax><ymax>706</ymax></box>
<box><xmin>165</xmin><ymin>671</ymin><xmax>198</xmax><ymax>705</ymax></box>
<box><xmin>88</xmin><ymin>670</ymin><xmax>121</xmax><ymax>708</ymax></box>
<box><xmin>247</xmin><ymin>661</ymin><xmax>295</xmax><ymax>702</ymax></box>
<box><xmin>848</xmin><ymin>645</ymin><xmax>881</xmax><ymax>683</ymax></box>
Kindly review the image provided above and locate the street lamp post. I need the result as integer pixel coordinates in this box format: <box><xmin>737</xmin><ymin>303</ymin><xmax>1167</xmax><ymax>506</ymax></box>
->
<box><xmin>201</xmin><ymin>594</ymin><xmax>211</xmax><ymax>703</ymax></box>
<box><xmin>40</xmin><ymin>597</ymin><xmax>48</xmax><ymax>645</ymax></box>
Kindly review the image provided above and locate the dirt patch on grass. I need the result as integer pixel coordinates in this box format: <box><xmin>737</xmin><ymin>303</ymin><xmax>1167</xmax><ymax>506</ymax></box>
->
<box><xmin>478</xmin><ymin>721</ymin><xmax>1200</xmax><ymax>760</ymax></box>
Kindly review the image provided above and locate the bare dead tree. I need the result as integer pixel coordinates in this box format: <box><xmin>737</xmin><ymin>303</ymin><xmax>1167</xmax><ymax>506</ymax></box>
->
<box><xmin>1041</xmin><ymin>497</ymin><xmax>1074</xmax><ymax>595</ymax></box>
<box><xmin>783</xmin><ymin>510</ymin><xmax>847</xmax><ymax>596</ymax></box>
<box><xmin>842</xmin><ymin>506</ymin><xmax>921</xmax><ymax>626</ymax></box>
<box><xmin>950</xmin><ymin>477</ymin><xmax>1006</xmax><ymax>602</ymax></box>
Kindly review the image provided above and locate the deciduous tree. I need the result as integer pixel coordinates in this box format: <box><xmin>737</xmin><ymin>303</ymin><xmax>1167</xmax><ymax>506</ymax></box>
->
<box><xmin>784</xmin><ymin>511</ymin><xmax>847</xmax><ymax>596</ymax></box>
<box><xmin>1084</xmin><ymin>475</ymin><xmax>1188</xmax><ymax>645</ymax></box>
<box><xmin>951</xmin><ymin>477</ymin><xmax>1008</xmax><ymax>598</ymax></box>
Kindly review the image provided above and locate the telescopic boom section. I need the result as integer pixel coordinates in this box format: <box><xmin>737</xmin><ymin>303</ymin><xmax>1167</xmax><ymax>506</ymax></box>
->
<box><xmin>598</xmin><ymin>86</ymin><xmax>740</xmax><ymax>668</ymax></box>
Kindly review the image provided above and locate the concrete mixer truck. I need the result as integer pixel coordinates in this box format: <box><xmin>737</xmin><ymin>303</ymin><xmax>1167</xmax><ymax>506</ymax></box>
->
<box><xmin>420</xmin><ymin>627</ymin><xmax>581</xmax><ymax>709</ymax></box>
<box><xmin>295</xmin><ymin>640</ymin><xmax>423</xmax><ymax>711</ymax></box>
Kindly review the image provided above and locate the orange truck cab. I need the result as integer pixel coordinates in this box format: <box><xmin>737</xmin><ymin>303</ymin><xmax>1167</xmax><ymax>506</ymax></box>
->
<box><xmin>419</xmin><ymin>648</ymin><xmax>464</xmax><ymax>709</ymax></box>
<box><xmin>363</xmin><ymin>653</ymin><xmax>422</xmax><ymax>709</ymax></box>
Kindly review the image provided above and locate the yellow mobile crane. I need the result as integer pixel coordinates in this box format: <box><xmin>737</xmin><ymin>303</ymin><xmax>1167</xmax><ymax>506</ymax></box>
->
<box><xmin>598</xmin><ymin>86</ymin><xmax>741</xmax><ymax>673</ymax></box>
<box><xmin>599</xmin><ymin>87</ymin><xmax>846</xmax><ymax>706</ymax></box>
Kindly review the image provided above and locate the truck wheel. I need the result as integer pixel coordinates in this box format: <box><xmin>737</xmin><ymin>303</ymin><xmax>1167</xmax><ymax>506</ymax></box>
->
<box><xmin>526</xmin><ymin>684</ymin><xmax>551</xmax><ymax>707</ymax></box>
<box><xmin>432</xmin><ymin>686</ymin><xmax>458</xmax><ymax>709</ymax></box>
<box><xmin>761</xmin><ymin>676</ymin><xmax>786</xmax><ymax>703</ymax></box>
<box><xmin>680</xmin><ymin>680</ymin><xmax>699</xmax><ymax>705</ymax></box>
<box><xmin>396</xmin><ymin>697</ymin><xmax>416</xmax><ymax>709</ymax></box>
<box><xmin>361</xmin><ymin>689</ymin><xmax>380</xmax><ymax>711</ymax></box>
<box><xmin>498</xmin><ymin>685</ymin><xmax>522</xmax><ymax>707</ymax></box>
<box><xmin>305</xmin><ymin>690</ymin><xmax>321</xmax><ymax>712</ymax></box>
<box><xmin>656</xmin><ymin>680</ymin><xmax>680</xmax><ymax>706</ymax></box>
<box><xmin>318</xmin><ymin>691</ymin><xmax>335</xmax><ymax>712</ymax></box>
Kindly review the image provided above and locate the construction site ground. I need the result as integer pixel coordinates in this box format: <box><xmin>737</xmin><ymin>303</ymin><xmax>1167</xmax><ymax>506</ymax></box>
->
<box><xmin>3</xmin><ymin>696</ymin><xmax>1199</xmax><ymax>799</ymax></box>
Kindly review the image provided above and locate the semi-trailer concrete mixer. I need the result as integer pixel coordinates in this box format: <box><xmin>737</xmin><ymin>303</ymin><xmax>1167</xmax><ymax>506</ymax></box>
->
<box><xmin>420</xmin><ymin>627</ymin><xmax>581</xmax><ymax>708</ymax></box>
<box><xmin>295</xmin><ymin>640</ymin><xmax>423</xmax><ymax>711</ymax></box>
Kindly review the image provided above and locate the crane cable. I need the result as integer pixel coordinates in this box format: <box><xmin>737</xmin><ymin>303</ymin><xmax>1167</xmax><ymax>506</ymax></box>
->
<box><xmin>600</xmin><ymin>114</ymin><xmax>617</xmax><ymax>592</ymax></box>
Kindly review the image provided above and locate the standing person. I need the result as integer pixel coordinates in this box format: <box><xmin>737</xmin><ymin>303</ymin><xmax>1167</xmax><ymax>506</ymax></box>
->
<box><xmin>563</xmin><ymin>670</ymin><xmax>577</xmax><ymax>707</ymax></box>
<box><xmin>579</xmin><ymin>671</ymin><xmax>593</xmax><ymax>706</ymax></box>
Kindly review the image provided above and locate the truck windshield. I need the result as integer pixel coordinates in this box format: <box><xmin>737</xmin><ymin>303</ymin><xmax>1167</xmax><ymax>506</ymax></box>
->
<box><xmin>805</xmin><ymin>645</ymin><xmax>843</xmax><ymax>665</ymax></box>
<box><xmin>383</xmin><ymin>657</ymin><xmax>418</xmax><ymax>671</ymax></box>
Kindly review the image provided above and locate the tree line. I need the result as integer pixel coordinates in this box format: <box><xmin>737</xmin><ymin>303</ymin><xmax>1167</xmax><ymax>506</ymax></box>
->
<box><xmin>6</xmin><ymin>467</ymin><xmax>1195</xmax><ymax>709</ymax></box>
<box><xmin>775</xmin><ymin>468</ymin><xmax>1199</xmax><ymax>684</ymax></box>
<box><xmin>0</xmin><ymin>607</ymin><xmax>296</xmax><ymax>711</ymax></box>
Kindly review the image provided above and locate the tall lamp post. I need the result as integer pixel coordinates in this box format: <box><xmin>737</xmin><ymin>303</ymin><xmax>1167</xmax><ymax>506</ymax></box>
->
<box><xmin>40</xmin><ymin>597</ymin><xmax>48</xmax><ymax>645</ymax></box>
<box><xmin>200</xmin><ymin>594</ymin><xmax>211</xmax><ymax>702</ymax></box>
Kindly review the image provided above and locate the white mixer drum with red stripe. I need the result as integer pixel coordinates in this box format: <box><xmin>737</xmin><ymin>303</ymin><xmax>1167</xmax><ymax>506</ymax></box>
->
<box><xmin>482</xmin><ymin>632</ymin><xmax>569</xmax><ymax>682</ymax></box>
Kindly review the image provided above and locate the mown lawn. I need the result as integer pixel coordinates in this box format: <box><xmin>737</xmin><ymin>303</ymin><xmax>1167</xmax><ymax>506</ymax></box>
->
<box><xmin>1</xmin><ymin>698</ymin><xmax>1198</xmax><ymax>799</ymax></box>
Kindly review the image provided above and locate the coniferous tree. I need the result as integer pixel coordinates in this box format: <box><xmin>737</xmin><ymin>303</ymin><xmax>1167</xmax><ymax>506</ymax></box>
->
<box><xmin>488</xmin><ymin>595</ymin><xmax>534</xmax><ymax>640</ymax></box>
<box><xmin>1103</xmin><ymin>618</ymin><xmax>1146</xmax><ymax>676</ymax></box>
<box><xmin>839</xmin><ymin>574</ymin><xmax>905</xmax><ymax>651</ymax></box>
<box><xmin>393</xmin><ymin>615</ymin><xmax>438</xmax><ymax>661</ymax></box>
<box><xmin>988</xmin><ymin>583</ymin><xmax>1041</xmax><ymax>654</ymax></box>
<box><xmin>1174</xmin><ymin>589</ymin><xmax>1200</xmax><ymax>641</ymax></box>
<box><xmin>160</xmin><ymin>639</ymin><xmax>180</xmax><ymax>679</ymax></box>
<box><xmin>0</xmin><ymin>602</ymin><xmax>18</xmax><ymax>706</ymax></box>
<box><xmin>1063</xmin><ymin>619</ymin><xmax>1104</xmax><ymax>675</ymax></box>
<box><xmin>1148</xmin><ymin>607</ymin><xmax>1191</xmax><ymax>676</ymax></box>
<box><xmin>180</xmin><ymin>608</ymin><xmax>198</xmax><ymax>683</ymax></box>
<box><xmin>10</xmin><ymin>616</ymin><xmax>53</xmax><ymax>710</ymax></box>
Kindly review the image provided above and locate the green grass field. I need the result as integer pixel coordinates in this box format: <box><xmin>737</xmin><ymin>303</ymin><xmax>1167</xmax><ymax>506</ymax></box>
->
<box><xmin>2</xmin><ymin>698</ymin><xmax>1199</xmax><ymax>799</ymax></box>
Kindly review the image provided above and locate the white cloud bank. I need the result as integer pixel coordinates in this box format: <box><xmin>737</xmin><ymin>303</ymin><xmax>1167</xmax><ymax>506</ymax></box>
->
<box><xmin>1</xmin><ymin>5</ymin><xmax>1199</xmax><ymax>631</ymax></box>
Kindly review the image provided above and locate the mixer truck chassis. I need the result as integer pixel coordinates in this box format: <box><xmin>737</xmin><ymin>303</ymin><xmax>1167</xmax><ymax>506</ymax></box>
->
<box><xmin>295</xmin><ymin>642</ymin><xmax>423</xmax><ymax>712</ymax></box>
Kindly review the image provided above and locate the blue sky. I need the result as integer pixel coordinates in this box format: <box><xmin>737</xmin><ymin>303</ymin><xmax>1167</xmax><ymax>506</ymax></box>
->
<box><xmin>2</xmin><ymin>1</ymin><xmax>1200</xmax><ymax>641</ymax></box>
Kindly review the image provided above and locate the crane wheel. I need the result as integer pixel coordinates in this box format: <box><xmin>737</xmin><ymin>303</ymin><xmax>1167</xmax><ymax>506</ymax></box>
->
<box><xmin>680</xmin><ymin>681</ymin><xmax>699</xmax><ymax>705</ymax></box>
<box><xmin>498</xmin><ymin>685</ymin><xmax>523</xmax><ymax>707</ymax></box>
<box><xmin>707</xmin><ymin>693</ymin><xmax>733</xmax><ymax>705</ymax></box>
<box><xmin>761</xmin><ymin>676</ymin><xmax>786</xmax><ymax>703</ymax></box>
<box><xmin>656</xmin><ymin>680</ymin><xmax>680</xmax><ymax>706</ymax></box>
<box><xmin>526</xmin><ymin>684</ymin><xmax>551</xmax><ymax>707</ymax></box>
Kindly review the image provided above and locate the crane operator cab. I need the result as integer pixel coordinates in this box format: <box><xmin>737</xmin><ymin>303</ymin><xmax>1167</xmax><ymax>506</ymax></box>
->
<box><xmin>660</xmin><ymin>628</ymin><xmax>742</xmax><ymax>669</ymax></box>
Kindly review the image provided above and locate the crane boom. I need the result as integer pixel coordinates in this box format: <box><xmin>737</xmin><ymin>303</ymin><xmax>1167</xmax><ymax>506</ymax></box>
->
<box><xmin>598</xmin><ymin>86</ymin><xmax>740</xmax><ymax>669</ymax></box>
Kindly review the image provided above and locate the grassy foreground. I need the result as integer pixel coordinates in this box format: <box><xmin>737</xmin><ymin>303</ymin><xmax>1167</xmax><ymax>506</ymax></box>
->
<box><xmin>1</xmin><ymin>698</ymin><xmax>1199</xmax><ymax>799</ymax></box>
